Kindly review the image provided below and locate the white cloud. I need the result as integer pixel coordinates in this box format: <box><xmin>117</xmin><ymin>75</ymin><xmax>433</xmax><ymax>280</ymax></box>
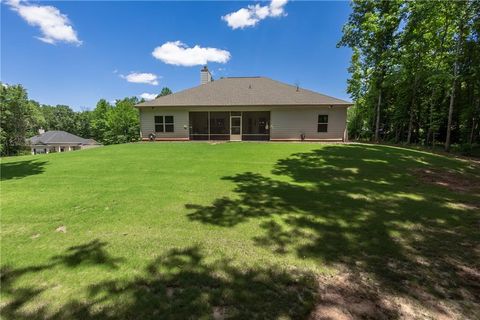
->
<box><xmin>152</xmin><ymin>41</ymin><xmax>231</xmax><ymax>67</ymax></box>
<box><xmin>269</xmin><ymin>0</ymin><xmax>288</xmax><ymax>17</ymax></box>
<box><xmin>139</xmin><ymin>93</ymin><xmax>157</xmax><ymax>101</ymax></box>
<box><xmin>120</xmin><ymin>72</ymin><xmax>159</xmax><ymax>85</ymax></box>
<box><xmin>6</xmin><ymin>0</ymin><xmax>81</xmax><ymax>45</ymax></box>
<box><xmin>222</xmin><ymin>0</ymin><xmax>288</xmax><ymax>29</ymax></box>
<box><xmin>223</xmin><ymin>8</ymin><xmax>259</xmax><ymax>29</ymax></box>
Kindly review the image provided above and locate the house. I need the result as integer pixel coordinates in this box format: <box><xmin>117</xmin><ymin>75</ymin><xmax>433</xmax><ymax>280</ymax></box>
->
<box><xmin>135</xmin><ymin>67</ymin><xmax>352</xmax><ymax>141</ymax></box>
<box><xmin>27</xmin><ymin>130</ymin><xmax>101</xmax><ymax>154</ymax></box>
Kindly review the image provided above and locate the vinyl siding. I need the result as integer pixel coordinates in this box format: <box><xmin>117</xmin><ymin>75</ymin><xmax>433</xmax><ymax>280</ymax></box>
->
<box><xmin>270</xmin><ymin>107</ymin><xmax>347</xmax><ymax>140</ymax></box>
<box><xmin>139</xmin><ymin>108</ymin><xmax>189</xmax><ymax>139</ymax></box>
<box><xmin>139</xmin><ymin>106</ymin><xmax>348</xmax><ymax>141</ymax></box>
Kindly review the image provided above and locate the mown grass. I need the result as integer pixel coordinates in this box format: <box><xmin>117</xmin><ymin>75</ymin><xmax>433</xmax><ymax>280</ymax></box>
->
<box><xmin>1</xmin><ymin>142</ymin><xmax>479</xmax><ymax>319</ymax></box>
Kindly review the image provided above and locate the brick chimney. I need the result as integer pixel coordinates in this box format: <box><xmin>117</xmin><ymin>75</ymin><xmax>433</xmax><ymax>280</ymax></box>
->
<box><xmin>200</xmin><ymin>66</ymin><xmax>213</xmax><ymax>85</ymax></box>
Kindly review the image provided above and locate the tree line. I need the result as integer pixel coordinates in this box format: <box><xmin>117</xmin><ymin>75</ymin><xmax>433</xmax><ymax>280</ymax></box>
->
<box><xmin>0</xmin><ymin>83</ymin><xmax>172</xmax><ymax>156</ymax></box>
<box><xmin>339</xmin><ymin>0</ymin><xmax>479</xmax><ymax>152</ymax></box>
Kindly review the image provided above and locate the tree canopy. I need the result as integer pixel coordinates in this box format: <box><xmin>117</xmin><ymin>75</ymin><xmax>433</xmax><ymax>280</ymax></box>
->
<box><xmin>0</xmin><ymin>83</ymin><xmax>140</xmax><ymax>156</ymax></box>
<box><xmin>156</xmin><ymin>87</ymin><xmax>173</xmax><ymax>98</ymax></box>
<box><xmin>339</xmin><ymin>0</ymin><xmax>480</xmax><ymax>151</ymax></box>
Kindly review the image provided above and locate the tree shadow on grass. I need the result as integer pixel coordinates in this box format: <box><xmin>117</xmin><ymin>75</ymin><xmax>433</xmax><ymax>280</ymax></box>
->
<box><xmin>65</xmin><ymin>246</ymin><xmax>319</xmax><ymax>319</ymax></box>
<box><xmin>1</xmin><ymin>245</ymin><xmax>321</xmax><ymax>319</ymax></box>
<box><xmin>186</xmin><ymin>144</ymin><xmax>480</xmax><ymax>318</ymax></box>
<box><xmin>50</xmin><ymin>239</ymin><xmax>123</xmax><ymax>269</ymax></box>
<box><xmin>1</xmin><ymin>239</ymin><xmax>123</xmax><ymax>319</ymax></box>
<box><xmin>0</xmin><ymin>159</ymin><xmax>47</xmax><ymax>181</ymax></box>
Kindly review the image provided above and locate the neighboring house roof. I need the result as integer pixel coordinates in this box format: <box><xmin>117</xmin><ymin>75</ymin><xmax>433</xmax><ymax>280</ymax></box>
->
<box><xmin>27</xmin><ymin>131</ymin><xmax>100</xmax><ymax>146</ymax></box>
<box><xmin>136</xmin><ymin>77</ymin><xmax>352</xmax><ymax>108</ymax></box>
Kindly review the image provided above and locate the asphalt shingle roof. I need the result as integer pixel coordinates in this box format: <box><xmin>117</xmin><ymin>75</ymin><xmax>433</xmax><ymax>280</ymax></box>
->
<box><xmin>136</xmin><ymin>77</ymin><xmax>352</xmax><ymax>108</ymax></box>
<box><xmin>27</xmin><ymin>131</ymin><xmax>100</xmax><ymax>145</ymax></box>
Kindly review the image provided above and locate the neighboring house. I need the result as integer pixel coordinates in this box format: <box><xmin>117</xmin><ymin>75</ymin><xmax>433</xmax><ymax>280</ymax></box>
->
<box><xmin>27</xmin><ymin>130</ymin><xmax>101</xmax><ymax>155</ymax></box>
<box><xmin>136</xmin><ymin>66</ymin><xmax>352</xmax><ymax>142</ymax></box>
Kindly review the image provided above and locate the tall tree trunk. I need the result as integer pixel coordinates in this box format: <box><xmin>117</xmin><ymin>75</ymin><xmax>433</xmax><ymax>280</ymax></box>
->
<box><xmin>445</xmin><ymin>79</ymin><xmax>457</xmax><ymax>151</ymax></box>
<box><xmin>375</xmin><ymin>88</ymin><xmax>382</xmax><ymax>142</ymax></box>
<box><xmin>471</xmin><ymin>117</ymin><xmax>477</xmax><ymax>144</ymax></box>
<box><xmin>427</xmin><ymin>9</ymin><xmax>450</xmax><ymax>146</ymax></box>
<box><xmin>471</xmin><ymin>98</ymin><xmax>480</xmax><ymax>144</ymax></box>
<box><xmin>407</xmin><ymin>74</ymin><xmax>419</xmax><ymax>144</ymax></box>
<box><xmin>445</xmin><ymin>17</ymin><xmax>466</xmax><ymax>152</ymax></box>
<box><xmin>407</xmin><ymin>109</ymin><xmax>415</xmax><ymax>144</ymax></box>
<box><xmin>426</xmin><ymin>97</ymin><xmax>434</xmax><ymax>146</ymax></box>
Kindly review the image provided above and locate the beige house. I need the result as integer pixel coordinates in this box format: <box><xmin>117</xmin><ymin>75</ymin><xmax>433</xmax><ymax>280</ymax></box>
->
<box><xmin>136</xmin><ymin>67</ymin><xmax>352</xmax><ymax>142</ymax></box>
<box><xmin>27</xmin><ymin>130</ymin><xmax>101</xmax><ymax>154</ymax></box>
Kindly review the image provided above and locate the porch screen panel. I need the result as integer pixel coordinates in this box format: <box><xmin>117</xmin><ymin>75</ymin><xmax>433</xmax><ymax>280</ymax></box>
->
<box><xmin>242</xmin><ymin>111</ymin><xmax>270</xmax><ymax>141</ymax></box>
<box><xmin>209</xmin><ymin>112</ymin><xmax>230</xmax><ymax>140</ymax></box>
<box><xmin>189</xmin><ymin>112</ymin><xmax>209</xmax><ymax>140</ymax></box>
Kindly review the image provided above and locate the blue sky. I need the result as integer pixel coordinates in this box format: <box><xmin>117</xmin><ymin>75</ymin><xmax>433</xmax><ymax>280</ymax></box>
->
<box><xmin>1</xmin><ymin>1</ymin><xmax>352</xmax><ymax>111</ymax></box>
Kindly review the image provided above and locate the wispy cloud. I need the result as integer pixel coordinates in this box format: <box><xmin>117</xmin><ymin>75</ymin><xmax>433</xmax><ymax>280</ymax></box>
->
<box><xmin>139</xmin><ymin>93</ymin><xmax>157</xmax><ymax>101</ymax></box>
<box><xmin>120</xmin><ymin>72</ymin><xmax>159</xmax><ymax>85</ymax></box>
<box><xmin>6</xmin><ymin>0</ymin><xmax>82</xmax><ymax>45</ymax></box>
<box><xmin>152</xmin><ymin>41</ymin><xmax>231</xmax><ymax>67</ymax></box>
<box><xmin>222</xmin><ymin>0</ymin><xmax>288</xmax><ymax>30</ymax></box>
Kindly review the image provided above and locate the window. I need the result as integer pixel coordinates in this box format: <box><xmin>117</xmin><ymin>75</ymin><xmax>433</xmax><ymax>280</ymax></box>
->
<box><xmin>155</xmin><ymin>116</ymin><xmax>174</xmax><ymax>132</ymax></box>
<box><xmin>318</xmin><ymin>115</ymin><xmax>328</xmax><ymax>132</ymax></box>
<box><xmin>154</xmin><ymin>116</ymin><xmax>163</xmax><ymax>132</ymax></box>
<box><xmin>165</xmin><ymin>116</ymin><xmax>174</xmax><ymax>132</ymax></box>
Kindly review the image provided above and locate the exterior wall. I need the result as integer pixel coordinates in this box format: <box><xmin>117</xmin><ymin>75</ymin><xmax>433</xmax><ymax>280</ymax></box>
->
<box><xmin>139</xmin><ymin>108</ymin><xmax>189</xmax><ymax>140</ymax></box>
<box><xmin>31</xmin><ymin>144</ymin><xmax>101</xmax><ymax>154</ymax></box>
<box><xmin>139</xmin><ymin>106</ymin><xmax>348</xmax><ymax>141</ymax></box>
<box><xmin>270</xmin><ymin>106</ymin><xmax>347</xmax><ymax>141</ymax></box>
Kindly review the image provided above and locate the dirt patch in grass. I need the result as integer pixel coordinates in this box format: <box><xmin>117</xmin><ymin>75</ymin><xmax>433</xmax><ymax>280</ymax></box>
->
<box><xmin>412</xmin><ymin>168</ymin><xmax>480</xmax><ymax>194</ymax></box>
<box><xmin>310</xmin><ymin>271</ymin><xmax>397</xmax><ymax>320</ymax></box>
<box><xmin>309</xmin><ymin>268</ymin><xmax>476</xmax><ymax>320</ymax></box>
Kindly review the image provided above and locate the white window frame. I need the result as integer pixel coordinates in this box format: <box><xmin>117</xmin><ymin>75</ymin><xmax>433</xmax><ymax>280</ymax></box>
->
<box><xmin>317</xmin><ymin>114</ymin><xmax>328</xmax><ymax>132</ymax></box>
<box><xmin>154</xmin><ymin>115</ymin><xmax>174</xmax><ymax>133</ymax></box>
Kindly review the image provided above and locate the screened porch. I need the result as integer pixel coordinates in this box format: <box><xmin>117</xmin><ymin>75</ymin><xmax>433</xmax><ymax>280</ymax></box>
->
<box><xmin>188</xmin><ymin>111</ymin><xmax>270</xmax><ymax>141</ymax></box>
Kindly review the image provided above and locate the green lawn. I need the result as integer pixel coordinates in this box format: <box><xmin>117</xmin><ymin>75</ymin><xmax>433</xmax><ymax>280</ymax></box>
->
<box><xmin>1</xmin><ymin>143</ymin><xmax>479</xmax><ymax>319</ymax></box>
